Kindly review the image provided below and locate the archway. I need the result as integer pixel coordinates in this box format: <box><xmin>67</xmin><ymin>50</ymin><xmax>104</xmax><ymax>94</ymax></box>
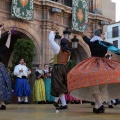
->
<box><xmin>0</xmin><ymin>31</ymin><xmax>38</xmax><ymax>67</ymax></box>
<box><xmin>1</xmin><ymin>20</ymin><xmax>41</xmax><ymax>65</ymax></box>
<box><xmin>70</xmin><ymin>36</ymin><xmax>91</xmax><ymax>63</ymax></box>
<box><xmin>70</xmin><ymin>44</ymin><xmax>89</xmax><ymax>63</ymax></box>
<box><xmin>0</xmin><ymin>20</ymin><xmax>41</xmax><ymax>103</ymax></box>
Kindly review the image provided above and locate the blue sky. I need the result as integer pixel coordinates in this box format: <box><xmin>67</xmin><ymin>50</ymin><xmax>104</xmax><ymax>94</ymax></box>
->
<box><xmin>112</xmin><ymin>0</ymin><xmax>120</xmax><ymax>21</ymax></box>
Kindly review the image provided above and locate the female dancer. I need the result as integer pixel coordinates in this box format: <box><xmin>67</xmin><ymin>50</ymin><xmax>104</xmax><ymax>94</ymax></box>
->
<box><xmin>67</xmin><ymin>29</ymin><xmax>120</xmax><ymax>113</ymax></box>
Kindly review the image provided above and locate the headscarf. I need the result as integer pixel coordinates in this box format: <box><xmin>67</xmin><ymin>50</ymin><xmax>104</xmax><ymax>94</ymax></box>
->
<box><xmin>60</xmin><ymin>38</ymin><xmax>71</xmax><ymax>52</ymax></box>
<box><xmin>90</xmin><ymin>29</ymin><xmax>103</xmax><ymax>42</ymax></box>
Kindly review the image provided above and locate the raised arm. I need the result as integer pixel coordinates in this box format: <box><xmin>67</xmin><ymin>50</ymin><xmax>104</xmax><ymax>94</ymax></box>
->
<box><xmin>0</xmin><ymin>24</ymin><xmax>4</xmax><ymax>39</ymax></box>
<box><xmin>82</xmin><ymin>35</ymin><xmax>91</xmax><ymax>45</ymax></box>
<box><xmin>5</xmin><ymin>31</ymin><xmax>12</xmax><ymax>49</ymax></box>
<box><xmin>48</xmin><ymin>31</ymin><xmax>60</xmax><ymax>55</ymax></box>
<box><xmin>0</xmin><ymin>31</ymin><xmax>12</xmax><ymax>56</ymax></box>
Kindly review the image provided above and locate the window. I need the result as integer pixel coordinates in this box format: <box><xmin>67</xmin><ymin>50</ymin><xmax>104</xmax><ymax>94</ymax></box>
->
<box><xmin>113</xmin><ymin>40</ymin><xmax>118</xmax><ymax>48</ymax></box>
<box><xmin>112</xmin><ymin>26</ymin><xmax>119</xmax><ymax>38</ymax></box>
<box><xmin>88</xmin><ymin>0</ymin><xmax>93</xmax><ymax>13</ymax></box>
<box><xmin>64</xmin><ymin>0</ymin><xmax>72</xmax><ymax>7</ymax></box>
<box><xmin>51</xmin><ymin>0</ymin><xmax>72</xmax><ymax>7</ymax></box>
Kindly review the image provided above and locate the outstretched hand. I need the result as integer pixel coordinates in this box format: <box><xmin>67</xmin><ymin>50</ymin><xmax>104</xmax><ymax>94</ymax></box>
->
<box><xmin>49</xmin><ymin>22</ymin><xmax>58</xmax><ymax>32</ymax></box>
<box><xmin>83</xmin><ymin>29</ymin><xmax>88</xmax><ymax>36</ymax></box>
<box><xmin>8</xmin><ymin>30</ymin><xmax>12</xmax><ymax>35</ymax></box>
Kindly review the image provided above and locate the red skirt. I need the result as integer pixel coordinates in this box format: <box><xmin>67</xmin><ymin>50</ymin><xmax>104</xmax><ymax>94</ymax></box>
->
<box><xmin>67</xmin><ymin>57</ymin><xmax>120</xmax><ymax>92</ymax></box>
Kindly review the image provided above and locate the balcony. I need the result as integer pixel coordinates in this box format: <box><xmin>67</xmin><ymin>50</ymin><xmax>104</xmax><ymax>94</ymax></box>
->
<box><xmin>50</xmin><ymin>0</ymin><xmax>98</xmax><ymax>14</ymax></box>
<box><xmin>50</xmin><ymin>0</ymin><xmax>72</xmax><ymax>7</ymax></box>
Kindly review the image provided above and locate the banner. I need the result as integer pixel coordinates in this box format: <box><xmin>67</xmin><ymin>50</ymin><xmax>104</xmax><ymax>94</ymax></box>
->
<box><xmin>72</xmin><ymin>0</ymin><xmax>88</xmax><ymax>32</ymax></box>
<box><xmin>11</xmin><ymin>0</ymin><xmax>34</xmax><ymax>20</ymax></box>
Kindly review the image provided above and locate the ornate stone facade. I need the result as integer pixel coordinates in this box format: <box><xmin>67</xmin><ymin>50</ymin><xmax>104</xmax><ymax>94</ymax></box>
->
<box><xmin>0</xmin><ymin>0</ymin><xmax>115</xmax><ymax>90</ymax></box>
<box><xmin>0</xmin><ymin>0</ymin><xmax>114</xmax><ymax>65</ymax></box>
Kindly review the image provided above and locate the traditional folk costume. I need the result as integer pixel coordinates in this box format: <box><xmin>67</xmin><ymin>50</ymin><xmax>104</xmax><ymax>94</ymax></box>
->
<box><xmin>43</xmin><ymin>68</ymin><xmax>55</xmax><ymax>103</ymax></box>
<box><xmin>32</xmin><ymin>69</ymin><xmax>46</xmax><ymax>103</ymax></box>
<box><xmin>14</xmin><ymin>64</ymin><xmax>31</xmax><ymax>104</ymax></box>
<box><xmin>48</xmin><ymin>31</ymin><xmax>71</xmax><ymax>110</ymax></box>
<box><xmin>0</xmin><ymin>61</ymin><xmax>12</xmax><ymax>110</ymax></box>
<box><xmin>67</xmin><ymin>29</ymin><xmax>120</xmax><ymax>113</ymax></box>
<box><xmin>0</xmin><ymin>30</ymin><xmax>12</xmax><ymax>110</ymax></box>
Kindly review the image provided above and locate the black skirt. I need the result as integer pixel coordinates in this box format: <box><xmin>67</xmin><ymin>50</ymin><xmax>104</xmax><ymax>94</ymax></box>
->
<box><xmin>51</xmin><ymin>64</ymin><xmax>69</xmax><ymax>97</ymax></box>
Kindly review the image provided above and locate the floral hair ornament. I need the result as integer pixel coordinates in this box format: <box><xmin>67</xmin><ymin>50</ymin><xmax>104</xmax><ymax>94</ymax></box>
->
<box><xmin>11</xmin><ymin>27</ymin><xmax>17</xmax><ymax>35</ymax></box>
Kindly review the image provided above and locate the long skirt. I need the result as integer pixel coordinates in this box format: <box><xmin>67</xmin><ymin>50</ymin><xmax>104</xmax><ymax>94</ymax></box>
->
<box><xmin>67</xmin><ymin>57</ymin><xmax>120</xmax><ymax>101</ymax></box>
<box><xmin>44</xmin><ymin>78</ymin><xmax>55</xmax><ymax>101</ymax></box>
<box><xmin>14</xmin><ymin>78</ymin><xmax>31</xmax><ymax>97</ymax></box>
<box><xmin>33</xmin><ymin>79</ymin><xmax>46</xmax><ymax>102</ymax></box>
<box><xmin>0</xmin><ymin>77</ymin><xmax>12</xmax><ymax>102</ymax></box>
<box><xmin>51</xmin><ymin>64</ymin><xmax>69</xmax><ymax>97</ymax></box>
<box><xmin>0</xmin><ymin>63</ymin><xmax>12</xmax><ymax>102</ymax></box>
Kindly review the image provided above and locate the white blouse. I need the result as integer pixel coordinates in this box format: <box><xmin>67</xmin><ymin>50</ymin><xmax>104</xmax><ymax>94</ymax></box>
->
<box><xmin>48</xmin><ymin>31</ymin><xmax>60</xmax><ymax>55</ymax></box>
<box><xmin>14</xmin><ymin>64</ymin><xmax>31</xmax><ymax>78</ymax></box>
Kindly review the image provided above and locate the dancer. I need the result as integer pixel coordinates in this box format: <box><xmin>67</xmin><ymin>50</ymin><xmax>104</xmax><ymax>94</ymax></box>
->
<box><xmin>14</xmin><ymin>58</ymin><xmax>31</xmax><ymax>104</ymax></box>
<box><xmin>48</xmin><ymin>28</ymin><xmax>71</xmax><ymax>110</ymax></box>
<box><xmin>0</xmin><ymin>24</ymin><xmax>12</xmax><ymax>110</ymax></box>
<box><xmin>67</xmin><ymin>29</ymin><xmax>120</xmax><ymax>113</ymax></box>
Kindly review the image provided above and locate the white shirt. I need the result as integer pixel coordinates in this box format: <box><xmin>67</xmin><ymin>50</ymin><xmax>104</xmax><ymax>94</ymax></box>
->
<box><xmin>48</xmin><ymin>31</ymin><xmax>60</xmax><ymax>55</ymax></box>
<box><xmin>14</xmin><ymin>64</ymin><xmax>31</xmax><ymax>78</ymax></box>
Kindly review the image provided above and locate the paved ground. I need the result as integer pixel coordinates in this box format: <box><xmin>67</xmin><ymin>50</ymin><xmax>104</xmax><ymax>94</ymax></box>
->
<box><xmin>0</xmin><ymin>104</ymin><xmax>120</xmax><ymax>120</ymax></box>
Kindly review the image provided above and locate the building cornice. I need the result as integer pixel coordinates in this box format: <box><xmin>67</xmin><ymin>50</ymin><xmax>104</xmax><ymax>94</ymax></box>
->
<box><xmin>34</xmin><ymin>0</ymin><xmax>113</xmax><ymax>22</ymax></box>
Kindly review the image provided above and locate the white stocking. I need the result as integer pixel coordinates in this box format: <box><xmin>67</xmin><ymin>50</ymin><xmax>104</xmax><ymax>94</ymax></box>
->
<box><xmin>18</xmin><ymin>97</ymin><xmax>22</xmax><ymax>102</ymax></box>
<box><xmin>59</xmin><ymin>94</ymin><xmax>66</xmax><ymax>106</ymax></box>
<box><xmin>95</xmin><ymin>101</ymin><xmax>99</xmax><ymax>108</ymax></box>
<box><xmin>0</xmin><ymin>101</ymin><xmax>5</xmax><ymax>106</ymax></box>
<box><xmin>112</xmin><ymin>99</ymin><xmax>116</xmax><ymax>104</ymax></box>
<box><xmin>93</xmin><ymin>94</ymin><xmax>102</xmax><ymax>108</ymax></box>
<box><xmin>24</xmin><ymin>96</ymin><xmax>28</xmax><ymax>102</ymax></box>
<box><xmin>108</xmin><ymin>101</ymin><xmax>112</xmax><ymax>105</ymax></box>
<box><xmin>54</xmin><ymin>97</ymin><xmax>59</xmax><ymax>102</ymax></box>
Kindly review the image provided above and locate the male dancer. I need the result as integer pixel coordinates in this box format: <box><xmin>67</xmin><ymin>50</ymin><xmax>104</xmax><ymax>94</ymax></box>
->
<box><xmin>48</xmin><ymin>27</ymin><xmax>71</xmax><ymax>110</ymax></box>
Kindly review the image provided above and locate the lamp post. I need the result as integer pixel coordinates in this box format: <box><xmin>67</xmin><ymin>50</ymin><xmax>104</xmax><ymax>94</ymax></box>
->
<box><xmin>71</xmin><ymin>36</ymin><xmax>79</xmax><ymax>48</ymax></box>
<box><xmin>63</xmin><ymin>28</ymin><xmax>71</xmax><ymax>40</ymax></box>
<box><xmin>55</xmin><ymin>32</ymin><xmax>61</xmax><ymax>45</ymax></box>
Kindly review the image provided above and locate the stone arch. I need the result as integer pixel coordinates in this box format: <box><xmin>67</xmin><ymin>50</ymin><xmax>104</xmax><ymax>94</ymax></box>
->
<box><xmin>2</xmin><ymin>20</ymin><xmax>41</xmax><ymax>64</ymax></box>
<box><xmin>70</xmin><ymin>35</ymin><xmax>91</xmax><ymax>63</ymax></box>
<box><xmin>78</xmin><ymin>37</ymin><xmax>91</xmax><ymax>57</ymax></box>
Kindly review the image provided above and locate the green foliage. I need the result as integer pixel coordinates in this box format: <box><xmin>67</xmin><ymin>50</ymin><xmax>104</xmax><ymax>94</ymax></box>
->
<box><xmin>67</xmin><ymin>60</ymin><xmax>77</xmax><ymax>70</ymax></box>
<box><xmin>12</xmin><ymin>38</ymin><xmax>35</xmax><ymax>69</ymax></box>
